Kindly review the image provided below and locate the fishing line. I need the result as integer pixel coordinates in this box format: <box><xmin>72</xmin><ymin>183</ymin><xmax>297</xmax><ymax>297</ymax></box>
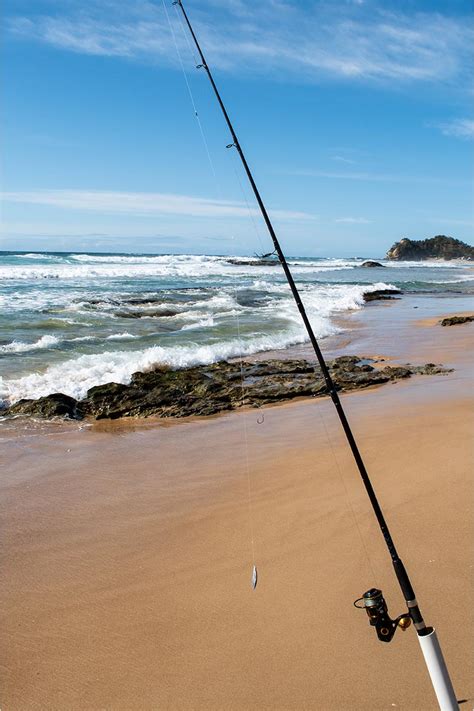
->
<box><xmin>162</xmin><ymin>0</ymin><xmax>259</xmax><ymax>587</ymax></box>
<box><xmin>228</xmin><ymin>146</ymin><xmax>268</xmax><ymax>257</ymax></box>
<box><xmin>223</xmin><ymin>154</ymin><xmax>375</xmax><ymax>581</ymax></box>
<box><xmin>162</xmin><ymin>0</ymin><xmax>218</xmax><ymax>187</ymax></box>
<box><xmin>234</xmin><ymin>312</ymin><xmax>258</xmax><ymax>586</ymax></box>
<box><xmin>173</xmin><ymin>2</ymin><xmax>200</xmax><ymax>74</ymax></box>
<box><xmin>168</xmin><ymin>0</ymin><xmax>364</xmax><ymax>588</ymax></box>
<box><xmin>171</xmin><ymin>0</ymin><xmax>267</xmax><ymax>258</ymax></box>
<box><xmin>162</xmin><ymin>0</ymin><xmax>383</xmax><ymax>590</ymax></box>
<box><xmin>168</xmin><ymin>0</ymin><xmax>267</xmax><ymax>257</ymax></box>
<box><xmin>232</xmin><ymin>286</ymin><xmax>259</xmax><ymax>589</ymax></box>
<box><xmin>310</xmin><ymin>392</ymin><xmax>378</xmax><ymax>582</ymax></box>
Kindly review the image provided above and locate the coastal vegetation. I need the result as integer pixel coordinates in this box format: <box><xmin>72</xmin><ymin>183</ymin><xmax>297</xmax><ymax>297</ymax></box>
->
<box><xmin>386</xmin><ymin>235</ymin><xmax>474</xmax><ymax>260</ymax></box>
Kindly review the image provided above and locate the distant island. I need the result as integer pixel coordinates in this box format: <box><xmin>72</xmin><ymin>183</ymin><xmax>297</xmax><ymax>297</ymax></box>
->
<box><xmin>386</xmin><ymin>236</ymin><xmax>474</xmax><ymax>261</ymax></box>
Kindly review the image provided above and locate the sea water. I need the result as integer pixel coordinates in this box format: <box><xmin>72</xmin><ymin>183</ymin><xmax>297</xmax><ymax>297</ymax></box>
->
<box><xmin>1</xmin><ymin>252</ymin><xmax>472</xmax><ymax>406</ymax></box>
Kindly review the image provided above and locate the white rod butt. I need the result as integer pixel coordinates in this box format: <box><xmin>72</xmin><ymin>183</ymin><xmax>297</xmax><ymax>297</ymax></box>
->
<box><xmin>417</xmin><ymin>628</ymin><xmax>458</xmax><ymax>710</ymax></box>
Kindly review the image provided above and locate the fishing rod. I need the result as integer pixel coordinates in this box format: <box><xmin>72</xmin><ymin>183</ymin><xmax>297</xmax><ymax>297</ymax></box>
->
<box><xmin>171</xmin><ymin>2</ymin><xmax>458</xmax><ymax>708</ymax></box>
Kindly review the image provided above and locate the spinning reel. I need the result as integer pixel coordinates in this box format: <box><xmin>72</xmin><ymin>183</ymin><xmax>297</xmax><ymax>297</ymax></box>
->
<box><xmin>354</xmin><ymin>588</ymin><xmax>411</xmax><ymax>643</ymax></box>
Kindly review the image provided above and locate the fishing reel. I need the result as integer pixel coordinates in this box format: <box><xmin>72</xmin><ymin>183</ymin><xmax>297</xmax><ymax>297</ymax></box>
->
<box><xmin>354</xmin><ymin>588</ymin><xmax>411</xmax><ymax>643</ymax></box>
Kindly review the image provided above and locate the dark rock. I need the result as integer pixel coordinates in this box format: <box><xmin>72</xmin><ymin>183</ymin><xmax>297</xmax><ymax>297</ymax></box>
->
<box><xmin>440</xmin><ymin>315</ymin><xmax>474</xmax><ymax>327</ymax></box>
<box><xmin>331</xmin><ymin>355</ymin><xmax>364</xmax><ymax>369</ymax></box>
<box><xmin>333</xmin><ymin>371</ymin><xmax>390</xmax><ymax>389</ymax></box>
<box><xmin>363</xmin><ymin>289</ymin><xmax>402</xmax><ymax>302</ymax></box>
<box><xmin>411</xmin><ymin>363</ymin><xmax>453</xmax><ymax>376</ymax></box>
<box><xmin>4</xmin><ymin>357</ymin><xmax>453</xmax><ymax>421</ymax></box>
<box><xmin>5</xmin><ymin>393</ymin><xmax>81</xmax><ymax>419</ymax></box>
<box><xmin>386</xmin><ymin>236</ymin><xmax>474</xmax><ymax>261</ymax></box>
<box><xmin>361</xmin><ymin>261</ymin><xmax>385</xmax><ymax>268</ymax></box>
<box><xmin>381</xmin><ymin>366</ymin><xmax>412</xmax><ymax>379</ymax></box>
<box><xmin>234</xmin><ymin>289</ymin><xmax>271</xmax><ymax>308</ymax></box>
<box><xmin>81</xmin><ymin>382</ymin><xmax>136</xmax><ymax>419</ymax></box>
<box><xmin>124</xmin><ymin>298</ymin><xmax>163</xmax><ymax>305</ymax></box>
<box><xmin>226</xmin><ymin>258</ymin><xmax>279</xmax><ymax>266</ymax></box>
<box><xmin>84</xmin><ymin>298</ymin><xmax>120</xmax><ymax>306</ymax></box>
<box><xmin>330</xmin><ymin>356</ymin><xmax>374</xmax><ymax>373</ymax></box>
<box><xmin>115</xmin><ymin>309</ymin><xmax>179</xmax><ymax>319</ymax></box>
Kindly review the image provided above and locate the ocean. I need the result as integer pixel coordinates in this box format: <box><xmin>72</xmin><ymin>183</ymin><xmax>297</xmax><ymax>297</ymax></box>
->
<box><xmin>1</xmin><ymin>251</ymin><xmax>473</xmax><ymax>407</ymax></box>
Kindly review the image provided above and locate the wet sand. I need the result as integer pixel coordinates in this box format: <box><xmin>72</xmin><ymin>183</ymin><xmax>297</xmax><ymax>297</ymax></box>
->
<box><xmin>0</xmin><ymin>298</ymin><xmax>473</xmax><ymax>710</ymax></box>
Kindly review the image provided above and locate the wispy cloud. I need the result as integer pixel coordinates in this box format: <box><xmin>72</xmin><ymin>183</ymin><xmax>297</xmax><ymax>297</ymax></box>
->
<box><xmin>8</xmin><ymin>12</ymin><xmax>170</xmax><ymax>60</ymax></box>
<box><xmin>437</xmin><ymin>118</ymin><xmax>474</xmax><ymax>139</ymax></box>
<box><xmin>428</xmin><ymin>217</ymin><xmax>474</xmax><ymax>227</ymax></box>
<box><xmin>331</xmin><ymin>155</ymin><xmax>355</xmax><ymax>165</ymax></box>
<box><xmin>1</xmin><ymin>189</ymin><xmax>315</xmax><ymax>221</ymax></box>
<box><xmin>285</xmin><ymin>169</ymin><xmax>469</xmax><ymax>186</ymax></box>
<box><xmin>335</xmin><ymin>217</ymin><xmax>371</xmax><ymax>224</ymax></box>
<box><xmin>7</xmin><ymin>1</ymin><xmax>473</xmax><ymax>87</ymax></box>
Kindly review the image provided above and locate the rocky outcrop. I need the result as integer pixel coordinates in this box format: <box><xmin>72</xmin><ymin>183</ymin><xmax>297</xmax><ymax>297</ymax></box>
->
<box><xmin>3</xmin><ymin>356</ymin><xmax>452</xmax><ymax>421</ymax></box>
<box><xmin>386</xmin><ymin>236</ymin><xmax>474</xmax><ymax>261</ymax></box>
<box><xmin>114</xmin><ymin>309</ymin><xmax>179</xmax><ymax>318</ymax></box>
<box><xmin>226</xmin><ymin>258</ymin><xmax>279</xmax><ymax>266</ymax></box>
<box><xmin>363</xmin><ymin>289</ymin><xmax>401</xmax><ymax>302</ymax></box>
<box><xmin>361</xmin><ymin>261</ymin><xmax>385</xmax><ymax>268</ymax></box>
<box><xmin>6</xmin><ymin>393</ymin><xmax>80</xmax><ymax>419</ymax></box>
<box><xmin>440</xmin><ymin>315</ymin><xmax>474</xmax><ymax>326</ymax></box>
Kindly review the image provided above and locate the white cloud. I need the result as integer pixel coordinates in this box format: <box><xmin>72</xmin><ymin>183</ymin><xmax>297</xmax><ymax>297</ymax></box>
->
<box><xmin>1</xmin><ymin>189</ymin><xmax>315</xmax><ymax>221</ymax></box>
<box><xmin>331</xmin><ymin>155</ymin><xmax>355</xmax><ymax>165</ymax></box>
<box><xmin>428</xmin><ymin>217</ymin><xmax>474</xmax><ymax>227</ymax></box>
<box><xmin>7</xmin><ymin>1</ymin><xmax>473</xmax><ymax>86</ymax></box>
<box><xmin>285</xmin><ymin>169</ymin><xmax>468</xmax><ymax>186</ymax></box>
<box><xmin>438</xmin><ymin>118</ymin><xmax>474</xmax><ymax>139</ymax></box>
<box><xmin>335</xmin><ymin>217</ymin><xmax>371</xmax><ymax>224</ymax></box>
<box><xmin>8</xmin><ymin>13</ymin><xmax>171</xmax><ymax>59</ymax></box>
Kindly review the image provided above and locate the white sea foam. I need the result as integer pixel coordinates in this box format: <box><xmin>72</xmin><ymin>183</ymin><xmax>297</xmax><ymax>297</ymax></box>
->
<box><xmin>0</xmin><ymin>334</ymin><xmax>304</xmax><ymax>405</ymax></box>
<box><xmin>14</xmin><ymin>253</ymin><xmax>63</xmax><ymax>260</ymax></box>
<box><xmin>430</xmin><ymin>275</ymin><xmax>474</xmax><ymax>283</ymax></box>
<box><xmin>0</xmin><ymin>335</ymin><xmax>60</xmax><ymax>354</ymax></box>
<box><xmin>379</xmin><ymin>260</ymin><xmax>469</xmax><ymax>269</ymax></box>
<box><xmin>105</xmin><ymin>332</ymin><xmax>138</xmax><ymax>340</ymax></box>
<box><xmin>0</xmin><ymin>288</ymin><xmax>96</xmax><ymax>314</ymax></box>
<box><xmin>181</xmin><ymin>316</ymin><xmax>215</xmax><ymax>330</ymax></box>
<box><xmin>251</xmin><ymin>280</ymin><xmax>289</xmax><ymax>293</ymax></box>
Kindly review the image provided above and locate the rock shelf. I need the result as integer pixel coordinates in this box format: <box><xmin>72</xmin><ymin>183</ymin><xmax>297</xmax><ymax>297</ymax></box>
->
<box><xmin>4</xmin><ymin>356</ymin><xmax>452</xmax><ymax>421</ymax></box>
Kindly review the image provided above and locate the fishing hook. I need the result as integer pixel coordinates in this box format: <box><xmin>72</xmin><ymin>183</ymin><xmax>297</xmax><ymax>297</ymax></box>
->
<box><xmin>257</xmin><ymin>414</ymin><xmax>265</xmax><ymax>424</ymax></box>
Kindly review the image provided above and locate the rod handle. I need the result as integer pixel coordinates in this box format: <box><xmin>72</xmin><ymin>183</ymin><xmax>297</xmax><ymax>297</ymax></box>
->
<box><xmin>417</xmin><ymin>628</ymin><xmax>459</xmax><ymax>710</ymax></box>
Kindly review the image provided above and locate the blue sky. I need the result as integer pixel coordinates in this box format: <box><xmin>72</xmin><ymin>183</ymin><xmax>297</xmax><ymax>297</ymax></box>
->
<box><xmin>1</xmin><ymin>0</ymin><xmax>473</xmax><ymax>256</ymax></box>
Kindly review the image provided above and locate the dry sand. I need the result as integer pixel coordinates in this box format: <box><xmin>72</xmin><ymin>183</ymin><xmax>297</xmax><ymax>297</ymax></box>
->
<box><xmin>1</xmin><ymin>301</ymin><xmax>473</xmax><ymax>710</ymax></box>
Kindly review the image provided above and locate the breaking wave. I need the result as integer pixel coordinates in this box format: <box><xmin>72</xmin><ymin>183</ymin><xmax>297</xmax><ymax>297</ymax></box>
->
<box><xmin>0</xmin><ymin>335</ymin><xmax>60</xmax><ymax>354</ymax></box>
<box><xmin>0</xmin><ymin>282</ymin><xmax>396</xmax><ymax>405</ymax></box>
<box><xmin>0</xmin><ymin>254</ymin><xmax>358</xmax><ymax>281</ymax></box>
<box><xmin>0</xmin><ymin>332</ymin><xmax>314</xmax><ymax>405</ymax></box>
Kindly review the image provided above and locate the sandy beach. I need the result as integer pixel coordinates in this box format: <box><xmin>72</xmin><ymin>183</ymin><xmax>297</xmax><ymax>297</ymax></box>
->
<box><xmin>1</xmin><ymin>296</ymin><xmax>473</xmax><ymax>710</ymax></box>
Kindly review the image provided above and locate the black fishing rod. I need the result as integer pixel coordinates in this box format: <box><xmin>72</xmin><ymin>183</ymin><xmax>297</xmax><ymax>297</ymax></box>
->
<box><xmin>171</xmin><ymin>3</ymin><xmax>458</xmax><ymax>708</ymax></box>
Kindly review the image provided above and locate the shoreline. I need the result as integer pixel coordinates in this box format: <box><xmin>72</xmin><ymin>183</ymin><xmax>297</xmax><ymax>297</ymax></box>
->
<box><xmin>1</xmin><ymin>293</ymin><xmax>472</xmax><ymax>428</ymax></box>
<box><xmin>0</xmin><ymin>298</ymin><xmax>473</xmax><ymax>710</ymax></box>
